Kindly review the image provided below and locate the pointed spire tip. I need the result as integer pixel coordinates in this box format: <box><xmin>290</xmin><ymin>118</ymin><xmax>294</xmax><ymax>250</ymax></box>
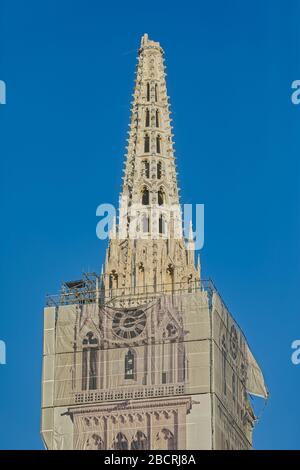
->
<box><xmin>140</xmin><ymin>33</ymin><xmax>161</xmax><ymax>50</ymax></box>
<box><xmin>141</xmin><ymin>33</ymin><xmax>149</xmax><ymax>47</ymax></box>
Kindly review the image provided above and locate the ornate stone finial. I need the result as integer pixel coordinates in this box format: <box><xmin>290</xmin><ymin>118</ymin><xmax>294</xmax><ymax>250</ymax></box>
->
<box><xmin>141</xmin><ymin>33</ymin><xmax>149</xmax><ymax>47</ymax></box>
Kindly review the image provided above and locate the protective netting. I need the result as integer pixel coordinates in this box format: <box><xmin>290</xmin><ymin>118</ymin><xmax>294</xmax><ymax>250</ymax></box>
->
<box><xmin>41</xmin><ymin>288</ymin><xmax>267</xmax><ymax>450</ymax></box>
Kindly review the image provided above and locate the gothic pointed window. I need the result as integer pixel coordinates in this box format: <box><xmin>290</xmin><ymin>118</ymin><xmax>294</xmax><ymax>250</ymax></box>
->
<box><xmin>156</xmin><ymin>135</ymin><xmax>161</xmax><ymax>154</ymax></box>
<box><xmin>157</xmin><ymin>161</ymin><xmax>162</xmax><ymax>179</ymax></box>
<box><xmin>232</xmin><ymin>372</ymin><xmax>236</xmax><ymax>402</ymax></box>
<box><xmin>82</xmin><ymin>348</ymin><xmax>88</xmax><ymax>390</ymax></box>
<box><xmin>178</xmin><ymin>343</ymin><xmax>186</xmax><ymax>382</ymax></box>
<box><xmin>143</xmin><ymin>160</ymin><xmax>150</xmax><ymax>178</ymax></box>
<box><xmin>131</xmin><ymin>431</ymin><xmax>148</xmax><ymax>450</ymax></box>
<box><xmin>142</xmin><ymin>187</ymin><xmax>149</xmax><ymax>205</ymax></box>
<box><xmin>158</xmin><ymin>188</ymin><xmax>165</xmax><ymax>206</ymax></box>
<box><xmin>82</xmin><ymin>332</ymin><xmax>98</xmax><ymax>391</ymax></box>
<box><xmin>144</xmin><ymin>134</ymin><xmax>150</xmax><ymax>153</ymax></box>
<box><xmin>145</xmin><ymin>108</ymin><xmax>150</xmax><ymax>127</ymax></box>
<box><xmin>85</xmin><ymin>434</ymin><xmax>104</xmax><ymax>450</ymax></box>
<box><xmin>146</xmin><ymin>83</ymin><xmax>150</xmax><ymax>101</ymax></box>
<box><xmin>159</xmin><ymin>214</ymin><xmax>166</xmax><ymax>234</ymax></box>
<box><xmin>156</xmin><ymin>109</ymin><xmax>159</xmax><ymax>128</ymax></box>
<box><xmin>125</xmin><ymin>349</ymin><xmax>136</xmax><ymax>379</ymax></box>
<box><xmin>155</xmin><ymin>84</ymin><xmax>158</xmax><ymax>102</ymax></box>
<box><xmin>112</xmin><ymin>433</ymin><xmax>128</xmax><ymax>450</ymax></box>
<box><xmin>142</xmin><ymin>213</ymin><xmax>149</xmax><ymax>232</ymax></box>
<box><xmin>109</xmin><ymin>271</ymin><xmax>118</xmax><ymax>289</ymax></box>
<box><xmin>89</xmin><ymin>348</ymin><xmax>97</xmax><ymax>389</ymax></box>
<box><xmin>221</xmin><ymin>334</ymin><xmax>227</xmax><ymax>396</ymax></box>
<box><xmin>154</xmin><ymin>429</ymin><xmax>175</xmax><ymax>450</ymax></box>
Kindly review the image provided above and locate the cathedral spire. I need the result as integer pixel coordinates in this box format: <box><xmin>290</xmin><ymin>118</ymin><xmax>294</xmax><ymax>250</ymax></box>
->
<box><xmin>104</xmin><ymin>35</ymin><xmax>200</xmax><ymax>295</ymax></box>
<box><xmin>121</xmin><ymin>33</ymin><xmax>179</xmax><ymax>208</ymax></box>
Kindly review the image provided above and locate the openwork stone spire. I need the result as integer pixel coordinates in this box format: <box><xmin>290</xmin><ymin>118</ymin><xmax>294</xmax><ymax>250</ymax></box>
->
<box><xmin>104</xmin><ymin>34</ymin><xmax>200</xmax><ymax>294</ymax></box>
<box><xmin>122</xmin><ymin>33</ymin><xmax>179</xmax><ymax>207</ymax></box>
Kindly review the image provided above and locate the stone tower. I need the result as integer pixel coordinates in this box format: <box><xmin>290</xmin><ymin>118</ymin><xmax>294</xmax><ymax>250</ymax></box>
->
<box><xmin>104</xmin><ymin>33</ymin><xmax>200</xmax><ymax>296</ymax></box>
<box><xmin>41</xmin><ymin>35</ymin><xmax>268</xmax><ymax>450</ymax></box>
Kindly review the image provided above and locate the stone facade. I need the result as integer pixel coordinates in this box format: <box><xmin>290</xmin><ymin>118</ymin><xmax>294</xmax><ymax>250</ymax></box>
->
<box><xmin>70</xmin><ymin>397</ymin><xmax>192</xmax><ymax>450</ymax></box>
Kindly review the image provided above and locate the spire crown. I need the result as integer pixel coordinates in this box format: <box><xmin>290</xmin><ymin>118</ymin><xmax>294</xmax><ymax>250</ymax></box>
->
<box><xmin>140</xmin><ymin>33</ymin><xmax>162</xmax><ymax>52</ymax></box>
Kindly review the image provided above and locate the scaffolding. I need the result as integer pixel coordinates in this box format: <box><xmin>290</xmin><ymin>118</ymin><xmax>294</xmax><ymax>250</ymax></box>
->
<box><xmin>45</xmin><ymin>272</ymin><xmax>217</xmax><ymax>308</ymax></box>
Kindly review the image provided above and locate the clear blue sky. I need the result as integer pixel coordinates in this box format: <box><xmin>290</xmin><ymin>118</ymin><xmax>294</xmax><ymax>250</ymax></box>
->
<box><xmin>0</xmin><ymin>0</ymin><xmax>299</xmax><ymax>450</ymax></box>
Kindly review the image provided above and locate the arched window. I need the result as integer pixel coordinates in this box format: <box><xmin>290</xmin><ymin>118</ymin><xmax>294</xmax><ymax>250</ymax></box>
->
<box><xmin>146</xmin><ymin>83</ymin><xmax>150</xmax><ymax>101</ymax></box>
<box><xmin>85</xmin><ymin>434</ymin><xmax>104</xmax><ymax>450</ymax></box>
<box><xmin>125</xmin><ymin>349</ymin><xmax>136</xmax><ymax>379</ymax></box>
<box><xmin>157</xmin><ymin>161</ymin><xmax>162</xmax><ymax>179</ymax></box>
<box><xmin>109</xmin><ymin>271</ymin><xmax>118</xmax><ymax>290</ymax></box>
<box><xmin>145</xmin><ymin>108</ymin><xmax>150</xmax><ymax>127</ymax></box>
<box><xmin>156</xmin><ymin>109</ymin><xmax>159</xmax><ymax>128</ymax></box>
<box><xmin>143</xmin><ymin>160</ymin><xmax>150</xmax><ymax>178</ymax></box>
<box><xmin>232</xmin><ymin>372</ymin><xmax>236</xmax><ymax>402</ymax></box>
<box><xmin>158</xmin><ymin>188</ymin><xmax>165</xmax><ymax>206</ymax></box>
<box><xmin>154</xmin><ymin>429</ymin><xmax>175</xmax><ymax>450</ymax></box>
<box><xmin>155</xmin><ymin>84</ymin><xmax>158</xmax><ymax>102</ymax></box>
<box><xmin>142</xmin><ymin>187</ymin><xmax>149</xmax><ymax>205</ymax></box>
<box><xmin>112</xmin><ymin>433</ymin><xmax>128</xmax><ymax>450</ymax></box>
<box><xmin>177</xmin><ymin>343</ymin><xmax>186</xmax><ymax>382</ymax></box>
<box><xmin>131</xmin><ymin>431</ymin><xmax>148</xmax><ymax>450</ymax></box>
<box><xmin>144</xmin><ymin>134</ymin><xmax>150</xmax><ymax>153</ymax></box>
<box><xmin>156</xmin><ymin>135</ymin><xmax>161</xmax><ymax>154</ymax></box>
<box><xmin>159</xmin><ymin>214</ymin><xmax>166</xmax><ymax>234</ymax></box>
<box><xmin>142</xmin><ymin>213</ymin><xmax>149</xmax><ymax>232</ymax></box>
<box><xmin>82</xmin><ymin>332</ymin><xmax>98</xmax><ymax>391</ymax></box>
<box><xmin>221</xmin><ymin>335</ymin><xmax>227</xmax><ymax>396</ymax></box>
